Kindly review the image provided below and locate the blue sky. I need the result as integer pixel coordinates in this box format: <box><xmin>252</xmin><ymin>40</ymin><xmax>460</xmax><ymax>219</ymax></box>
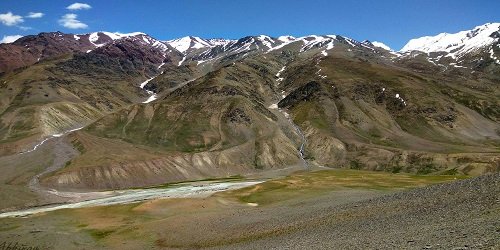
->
<box><xmin>0</xmin><ymin>0</ymin><xmax>499</xmax><ymax>50</ymax></box>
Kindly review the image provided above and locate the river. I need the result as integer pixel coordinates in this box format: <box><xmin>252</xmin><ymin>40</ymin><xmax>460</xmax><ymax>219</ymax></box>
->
<box><xmin>0</xmin><ymin>180</ymin><xmax>262</xmax><ymax>218</ymax></box>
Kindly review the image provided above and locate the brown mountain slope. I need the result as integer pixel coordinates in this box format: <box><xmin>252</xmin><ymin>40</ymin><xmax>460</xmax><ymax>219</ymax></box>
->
<box><xmin>0</xmin><ymin>35</ymin><xmax>176</xmax><ymax>155</ymax></box>
<box><xmin>0</xmin><ymin>31</ymin><xmax>498</xmax><ymax>191</ymax></box>
<box><xmin>37</xmin><ymin>45</ymin><xmax>500</xmax><ymax>190</ymax></box>
<box><xmin>40</xmin><ymin>59</ymin><xmax>303</xmax><ymax>190</ymax></box>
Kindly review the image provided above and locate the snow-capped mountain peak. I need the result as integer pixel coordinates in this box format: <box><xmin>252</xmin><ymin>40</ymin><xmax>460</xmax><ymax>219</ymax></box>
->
<box><xmin>256</xmin><ymin>35</ymin><xmax>276</xmax><ymax>49</ymax></box>
<box><xmin>299</xmin><ymin>35</ymin><xmax>330</xmax><ymax>52</ymax></box>
<box><xmin>167</xmin><ymin>36</ymin><xmax>213</xmax><ymax>53</ymax></box>
<box><xmin>400</xmin><ymin>23</ymin><xmax>500</xmax><ymax>58</ymax></box>
<box><xmin>83</xmin><ymin>31</ymin><xmax>146</xmax><ymax>47</ymax></box>
<box><xmin>278</xmin><ymin>35</ymin><xmax>296</xmax><ymax>43</ymax></box>
<box><xmin>371</xmin><ymin>41</ymin><xmax>392</xmax><ymax>51</ymax></box>
<box><xmin>96</xmin><ymin>31</ymin><xmax>145</xmax><ymax>40</ymax></box>
<box><xmin>207</xmin><ymin>38</ymin><xmax>235</xmax><ymax>47</ymax></box>
<box><xmin>132</xmin><ymin>34</ymin><xmax>171</xmax><ymax>54</ymax></box>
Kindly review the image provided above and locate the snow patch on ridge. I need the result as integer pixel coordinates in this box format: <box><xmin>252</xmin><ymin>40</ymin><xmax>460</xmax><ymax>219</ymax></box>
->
<box><xmin>20</xmin><ymin>127</ymin><xmax>84</xmax><ymax>154</ymax></box>
<box><xmin>139</xmin><ymin>77</ymin><xmax>154</xmax><ymax>89</ymax></box>
<box><xmin>139</xmin><ymin>76</ymin><xmax>158</xmax><ymax>103</ymax></box>
<box><xmin>142</xmin><ymin>94</ymin><xmax>157</xmax><ymax>103</ymax></box>
<box><xmin>400</xmin><ymin>23</ymin><xmax>500</xmax><ymax>59</ymax></box>
<box><xmin>372</xmin><ymin>41</ymin><xmax>391</xmax><ymax>51</ymax></box>
<box><xmin>300</xmin><ymin>35</ymin><xmax>330</xmax><ymax>52</ymax></box>
<box><xmin>257</xmin><ymin>35</ymin><xmax>275</xmax><ymax>49</ymax></box>
<box><xmin>490</xmin><ymin>47</ymin><xmax>500</xmax><ymax>64</ymax></box>
<box><xmin>100</xmin><ymin>31</ymin><xmax>145</xmax><ymax>40</ymax></box>
<box><xmin>395</xmin><ymin>93</ymin><xmax>406</xmax><ymax>106</ymax></box>
<box><xmin>178</xmin><ymin>56</ymin><xmax>187</xmax><ymax>66</ymax></box>
<box><xmin>86</xmin><ymin>31</ymin><xmax>146</xmax><ymax>49</ymax></box>
<box><xmin>278</xmin><ymin>36</ymin><xmax>295</xmax><ymax>43</ymax></box>
<box><xmin>276</xmin><ymin>66</ymin><xmax>286</xmax><ymax>82</ymax></box>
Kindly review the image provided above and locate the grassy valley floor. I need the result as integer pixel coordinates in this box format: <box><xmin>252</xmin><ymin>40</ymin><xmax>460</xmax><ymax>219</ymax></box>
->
<box><xmin>1</xmin><ymin>169</ymin><xmax>497</xmax><ymax>249</ymax></box>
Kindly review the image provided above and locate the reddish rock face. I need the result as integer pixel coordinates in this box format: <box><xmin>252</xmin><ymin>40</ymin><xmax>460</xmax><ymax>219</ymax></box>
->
<box><xmin>0</xmin><ymin>31</ymin><xmax>175</xmax><ymax>74</ymax></box>
<box><xmin>92</xmin><ymin>37</ymin><xmax>167</xmax><ymax>65</ymax></box>
<box><xmin>0</xmin><ymin>32</ymin><xmax>98</xmax><ymax>73</ymax></box>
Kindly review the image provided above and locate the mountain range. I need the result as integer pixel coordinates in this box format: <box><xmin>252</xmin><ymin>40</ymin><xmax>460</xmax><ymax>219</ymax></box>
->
<box><xmin>0</xmin><ymin>22</ymin><xmax>498</xmax><ymax>192</ymax></box>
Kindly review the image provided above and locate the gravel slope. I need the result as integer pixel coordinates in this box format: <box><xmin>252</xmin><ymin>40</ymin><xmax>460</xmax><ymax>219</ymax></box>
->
<box><xmin>220</xmin><ymin>173</ymin><xmax>500</xmax><ymax>249</ymax></box>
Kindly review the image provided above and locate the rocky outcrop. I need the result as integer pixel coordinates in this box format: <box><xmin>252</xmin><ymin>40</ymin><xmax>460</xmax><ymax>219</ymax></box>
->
<box><xmin>278</xmin><ymin>81</ymin><xmax>322</xmax><ymax>108</ymax></box>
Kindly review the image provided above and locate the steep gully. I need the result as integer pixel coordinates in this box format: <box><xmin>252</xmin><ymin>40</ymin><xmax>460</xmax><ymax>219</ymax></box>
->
<box><xmin>139</xmin><ymin>62</ymin><xmax>165</xmax><ymax>103</ymax></box>
<box><xmin>270</xmin><ymin>50</ymin><xmax>333</xmax><ymax>169</ymax></box>
<box><xmin>271</xmin><ymin>66</ymin><xmax>309</xmax><ymax>168</ymax></box>
<box><xmin>289</xmin><ymin>115</ymin><xmax>308</xmax><ymax>168</ymax></box>
<box><xmin>279</xmin><ymin>107</ymin><xmax>308</xmax><ymax>168</ymax></box>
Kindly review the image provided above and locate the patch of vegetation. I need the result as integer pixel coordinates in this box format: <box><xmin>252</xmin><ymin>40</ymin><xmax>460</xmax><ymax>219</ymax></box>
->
<box><xmin>440</xmin><ymin>88</ymin><xmax>499</xmax><ymax>121</ymax></box>
<box><xmin>71</xmin><ymin>139</ymin><xmax>86</xmax><ymax>153</ymax></box>
<box><xmin>221</xmin><ymin>169</ymin><xmax>468</xmax><ymax>206</ymax></box>
<box><xmin>143</xmin><ymin>175</ymin><xmax>245</xmax><ymax>189</ymax></box>
<box><xmin>303</xmin><ymin>152</ymin><xmax>315</xmax><ymax>161</ymax></box>
<box><xmin>292</xmin><ymin>101</ymin><xmax>330</xmax><ymax>130</ymax></box>
<box><xmin>0</xmin><ymin>107</ymin><xmax>37</xmax><ymax>142</ymax></box>
<box><xmin>64</xmin><ymin>160</ymin><xmax>72</xmax><ymax>168</ymax></box>
<box><xmin>86</xmin><ymin>228</ymin><xmax>116</xmax><ymax>240</ymax></box>
<box><xmin>391</xmin><ymin>165</ymin><xmax>403</xmax><ymax>173</ymax></box>
<box><xmin>335</xmin><ymin>99</ymin><xmax>348</xmax><ymax>121</ymax></box>
<box><xmin>349</xmin><ymin>160</ymin><xmax>363</xmax><ymax>170</ymax></box>
<box><xmin>237</xmin><ymin>182</ymin><xmax>288</xmax><ymax>204</ymax></box>
<box><xmin>0</xmin><ymin>224</ymin><xmax>21</xmax><ymax>232</ymax></box>
<box><xmin>417</xmin><ymin>163</ymin><xmax>438</xmax><ymax>175</ymax></box>
<box><xmin>395</xmin><ymin>116</ymin><xmax>449</xmax><ymax>144</ymax></box>
<box><xmin>367</xmin><ymin>127</ymin><xmax>382</xmax><ymax>138</ymax></box>
<box><xmin>86</xmin><ymin>101</ymin><xmax>217</xmax><ymax>153</ymax></box>
<box><xmin>441</xmin><ymin>168</ymin><xmax>459</xmax><ymax>175</ymax></box>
